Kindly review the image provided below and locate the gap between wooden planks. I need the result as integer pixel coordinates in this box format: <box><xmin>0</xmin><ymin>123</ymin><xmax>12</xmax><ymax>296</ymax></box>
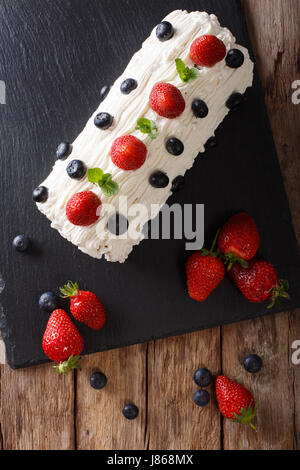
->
<box><xmin>0</xmin><ymin>0</ymin><xmax>300</xmax><ymax>450</ymax></box>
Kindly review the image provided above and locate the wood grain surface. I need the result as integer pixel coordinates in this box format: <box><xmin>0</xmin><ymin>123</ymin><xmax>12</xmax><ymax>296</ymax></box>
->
<box><xmin>0</xmin><ymin>0</ymin><xmax>299</xmax><ymax>450</ymax></box>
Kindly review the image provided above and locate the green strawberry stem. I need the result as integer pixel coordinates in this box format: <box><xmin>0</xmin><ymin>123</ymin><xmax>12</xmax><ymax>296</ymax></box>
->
<box><xmin>233</xmin><ymin>403</ymin><xmax>259</xmax><ymax>432</ymax></box>
<box><xmin>54</xmin><ymin>355</ymin><xmax>82</xmax><ymax>374</ymax></box>
<box><xmin>202</xmin><ymin>229</ymin><xmax>221</xmax><ymax>258</ymax></box>
<box><xmin>210</xmin><ymin>228</ymin><xmax>221</xmax><ymax>253</ymax></box>
<box><xmin>223</xmin><ymin>253</ymin><xmax>249</xmax><ymax>271</ymax></box>
<box><xmin>60</xmin><ymin>281</ymin><xmax>79</xmax><ymax>299</ymax></box>
<box><xmin>267</xmin><ymin>279</ymin><xmax>290</xmax><ymax>309</ymax></box>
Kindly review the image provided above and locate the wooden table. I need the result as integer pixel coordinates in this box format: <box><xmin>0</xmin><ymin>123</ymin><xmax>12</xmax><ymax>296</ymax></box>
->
<box><xmin>0</xmin><ymin>0</ymin><xmax>299</xmax><ymax>451</ymax></box>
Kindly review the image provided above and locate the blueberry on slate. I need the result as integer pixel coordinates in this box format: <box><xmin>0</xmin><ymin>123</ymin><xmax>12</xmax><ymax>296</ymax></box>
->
<box><xmin>244</xmin><ymin>354</ymin><xmax>263</xmax><ymax>374</ymax></box>
<box><xmin>226</xmin><ymin>92</ymin><xmax>244</xmax><ymax>110</ymax></box>
<box><xmin>156</xmin><ymin>21</ymin><xmax>174</xmax><ymax>42</ymax></box>
<box><xmin>13</xmin><ymin>235</ymin><xmax>30</xmax><ymax>253</ymax></box>
<box><xmin>56</xmin><ymin>142</ymin><xmax>73</xmax><ymax>161</ymax></box>
<box><xmin>192</xmin><ymin>99</ymin><xmax>209</xmax><ymax>118</ymax></box>
<box><xmin>33</xmin><ymin>186</ymin><xmax>48</xmax><ymax>203</ymax></box>
<box><xmin>166</xmin><ymin>138</ymin><xmax>184</xmax><ymax>156</ymax></box>
<box><xmin>123</xmin><ymin>403</ymin><xmax>139</xmax><ymax>420</ymax></box>
<box><xmin>90</xmin><ymin>371</ymin><xmax>108</xmax><ymax>390</ymax></box>
<box><xmin>67</xmin><ymin>160</ymin><xmax>87</xmax><ymax>180</ymax></box>
<box><xmin>149</xmin><ymin>171</ymin><xmax>170</xmax><ymax>189</ymax></box>
<box><xmin>171</xmin><ymin>176</ymin><xmax>185</xmax><ymax>193</ymax></box>
<box><xmin>108</xmin><ymin>213</ymin><xmax>129</xmax><ymax>236</ymax></box>
<box><xmin>100</xmin><ymin>85</ymin><xmax>111</xmax><ymax>102</ymax></box>
<box><xmin>194</xmin><ymin>368</ymin><xmax>212</xmax><ymax>388</ymax></box>
<box><xmin>39</xmin><ymin>292</ymin><xmax>59</xmax><ymax>313</ymax></box>
<box><xmin>94</xmin><ymin>112</ymin><xmax>114</xmax><ymax>130</ymax></box>
<box><xmin>120</xmin><ymin>78</ymin><xmax>138</xmax><ymax>95</ymax></box>
<box><xmin>205</xmin><ymin>137</ymin><xmax>217</xmax><ymax>149</ymax></box>
<box><xmin>226</xmin><ymin>49</ymin><xmax>245</xmax><ymax>69</ymax></box>
<box><xmin>193</xmin><ymin>390</ymin><xmax>210</xmax><ymax>407</ymax></box>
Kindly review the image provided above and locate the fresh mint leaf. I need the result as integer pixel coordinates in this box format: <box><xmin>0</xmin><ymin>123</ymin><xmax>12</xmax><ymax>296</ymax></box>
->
<box><xmin>175</xmin><ymin>58</ymin><xmax>200</xmax><ymax>83</ymax></box>
<box><xmin>88</xmin><ymin>168</ymin><xmax>119</xmax><ymax>197</ymax></box>
<box><xmin>101</xmin><ymin>179</ymin><xmax>119</xmax><ymax>197</ymax></box>
<box><xmin>88</xmin><ymin>168</ymin><xmax>104</xmax><ymax>183</ymax></box>
<box><xmin>136</xmin><ymin>118</ymin><xmax>158</xmax><ymax>140</ymax></box>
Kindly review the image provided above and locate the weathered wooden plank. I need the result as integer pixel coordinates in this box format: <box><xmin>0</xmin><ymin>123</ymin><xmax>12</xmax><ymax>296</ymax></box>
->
<box><xmin>222</xmin><ymin>0</ymin><xmax>300</xmax><ymax>450</ymax></box>
<box><xmin>147</xmin><ymin>330</ymin><xmax>221</xmax><ymax>450</ymax></box>
<box><xmin>0</xmin><ymin>363</ymin><xmax>75</xmax><ymax>450</ymax></box>
<box><xmin>76</xmin><ymin>345</ymin><xmax>147</xmax><ymax>450</ymax></box>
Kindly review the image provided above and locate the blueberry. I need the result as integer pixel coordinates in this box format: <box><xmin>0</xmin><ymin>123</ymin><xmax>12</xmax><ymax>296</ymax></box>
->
<box><xmin>33</xmin><ymin>186</ymin><xmax>48</xmax><ymax>203</ymax></box>
<box><xmin>205</xmin><ymin>137</ymin><xmax>217</xmax><ymax>149</ymax></box>
<box><xmin>192</xmin><ymin>99</ymin><xmax>209</xmax><ymax>118</ymax></box>
<box><xmin>94</xmin><ymin>112</ymin><xmax>114</xmax><ymax>130</ymax></box>
<box><xmin>120</xmin><ymin>78</ymin><xmax>138</xmax><ymax>95</ymax></box>
<box><xmin>193</xmin><ymin>390</ymin><xmax>210</xmax><ymax>407</ymax></box>
<box><xmin>13</xmin><ymin>235</ymin><xmax>30</xmax><ymax>253</ymax></box>
<box><xmin>226</xmin><ymin>49</ymin><xmax>245</xmax><ymax>69</ymax></box>
<box><xmin>90</xmin><ymin>371</ymin><xmax>107</xmax><ymax>390</ymax></box>
<box><xmin>108</xmin><ymin>213</ymin><xmax>129</xmax><ymax>236</ymax></box>
<box><xmin>100</xmin><ymin>85</ymin><xmax>111</xmax><ymax>102</ymax></box>
<box><xmin>171</xmin><ymin>176</ymin><xmax>185</xmax><ymax>193</ymax></box>
<box><xmin>39</xmin><ymin>292</ymin><xmax>59</xmax><ymax>313</ymax></box>
<box><xmin>226</xmin><ymin>92</ymin><xmax>244</xmax><ymax>110</ymax></box>
<box><xmin>56</xmin><ymin>142</ymin><xmax>73</xmax><ymax>161</ymax></box>
<box><xmin>194</xmin><ymin>368</ymin><xmax>212</xmax><ymax>388</ymax></box>
<box><xmin>244</xmin><ymin>354</ymin><xmax>263</xmax><ymax>374</ymax></box>
<box><xmin>166</xmin><ymin>138</ymin><xmax>184</xmax><ymax>156</ymax></box>
<box><xmin>123</xmin><ymin>403</ymin><xmax>139</xmax><ymax>420</ymax></box>
<box><xmin>67</xmin><ymin>160</ymin><xmax>87</xmax><ymax>180</ymax></box>
<box><xmin>156</xmin><ymin>21</ymin><xmax>174</xmax><ymax>42</ymax></box>
<box><xmin>149</xmin><ymin>171</ymin><xmax>169</xmax><ymax>189</ymax></box>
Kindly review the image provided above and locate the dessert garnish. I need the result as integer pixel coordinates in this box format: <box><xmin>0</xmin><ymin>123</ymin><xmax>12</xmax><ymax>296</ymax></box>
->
<box><xmin>99</xmin><ymin>85</ymin><xmax>111</xmax><ymax>102</ymax></box>
<box><xmin>149</xmin><ymin>82</ymin><xmax>185</xmax><ymax>119</ymax></box>
<box><xmin>192</xmin><ymin>99</ymin><xmax>209</xmax><ymax>118</ymax></box>
<box><xmin>67</xmin><ymin>159</ymin><xmax>87</xmax><ymax>180</ymax></box>
<box><xmin>156</xmin><ymin>21</ymin><xmax>174</xmax><ymax>42</ymax></box>
<box><xmin>135</xmin><ymin>118</ymin><xmax>158</xmax><ymax>140</ymax></box>
<box><xmin>175</xmin><ymin>58</ymin><xmax>199</xmax><ymax>83</ymax></box>
<box><xmin>226</xmin><ymin>92</ymin><xmax>245</xmax><ymax>109</ymax></box>
<box><xmin>56</xmin><ymin>142</ymin><xmax>73</xmax><ymax>160</ymax></box>
<box><xmin>149</xmin><ymin>171</ymin><xmax>169</xmax><ymax>189</ymax></box>
<box><xmin>88</xmin><ymin>168</ymin><xmax>119</xmax><ymax>197</ymax></box>
<box><xmin>33</xmin><ymin>186</ymin><xmax>48</xmax><ymax>203</ymax></box>
<box><xmin>171</xmin><ymin>175</ymin><xmax>185</xmax><ymax>193</ymax></box>
<box><xmin>226</xmin><ymin>49</ymin><xmax>245</xmax><ymax>69</ymax></box>
<box><xmin>111</xmin><ymin>135</ymin><xmax>147</xmax><ymax>171</ymax></box>
<box><xmin>66</xmin><ymin>191</ymin><xmax>101</xmax><ymax>226</ymax></box>
<box><xmin>94</xmin><ymin>112</ymin><xmax>114</xmax><ymax>130</ymax></box>
<box><xmin>166</xmin><ymin>137</ymin><xmax>184</xmax><ymax>156</ymax></box>
<box><xmin>190</xmin><ymin>35</ymin><xmax>226</xmax><ymax>67</ymax></box>
<box><xmin>120</xmin><ymin>78</ymin><xmax>138</xmax><ymax>95</ymax></box>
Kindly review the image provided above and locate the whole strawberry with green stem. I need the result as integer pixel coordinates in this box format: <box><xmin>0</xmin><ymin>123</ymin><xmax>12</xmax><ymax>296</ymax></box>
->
<box><xmin>60</xmin><ymin>281</ymin><xmax>106</xmax><ymax>330</ymax></box>
<box><xmin>229</xmin><ymin>260</ymin><xmax>290</xmax><ymax>309</ymax></box>
<box><xmin>186</xmin><ymin>230</ymin><xmax>225</xmax><ymax>302</ymax></box>
<box><xmin>42</xmin><ymin>309</ymin><xmax>84</xmax><ymax>374</ymax></box>
<box><xmin>218</xmin><ymin>212</ymin><xmax>260</xmax><ymax>270</ymax></box>
<box><xmin>215</xmin><ymin>375</ymin><xmax>259</xmax><ymax>431</ymax></box>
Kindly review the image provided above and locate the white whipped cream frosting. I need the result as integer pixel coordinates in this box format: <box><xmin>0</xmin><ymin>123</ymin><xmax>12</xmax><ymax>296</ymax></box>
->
<box><xmin>37</xmin><ymin>10</ymin><xmax>254</xmax><ymax>262</ymax></box>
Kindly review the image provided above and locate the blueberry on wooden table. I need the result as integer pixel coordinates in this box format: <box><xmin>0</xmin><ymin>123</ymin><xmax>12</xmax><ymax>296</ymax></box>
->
<box><xmin>100</xmin><ymin>85</ymin><xmax>111</xmax><ymax>102</ymax></box>
<box><xmin>94</xmin><ymin>112</ymin><xmax>114</xmax><ymax>130</ymax></box>
<box><xmin>90</xmin><ymin>371</ymin><xmax>107</xmax><ymax>390</ymax></box>
<box><xmin>244</xmin><ymin>354</ymin><xmax>263</xmax><ymax>374</ymax></box>
<box><xmin>39</xmin><ymin>292</ymin><xmax>59</xmax><ymax>313</ymax></box>
<box><xmin>120</xmin><ymin>78</ymin><xmax>138</xmax><ymax>95</ymax></box>
<box><xmin>67</xmin><ymin>160</ymin><xmax>87</xmax><ymax>180</ymax></box>
<box><xmin>192</xmin><ymin>99</ymin><xmax>209</xmax><ymax>118</ymax></box>
<box><xmin>171</xmin><ymin>176</ymin><xmax>185</xmax><ymax>193</ymax></box>
<box><xmin>194</xmin><ymin>368</ymin><xmax>212</xmax><ymax>388</ymax></box>
<box><xmin>149</xmin><ymin>171</ymin><xmax>169</xmax><ymax>189</ymax></box>
<box><xmin>123</xmin><ymin>403</ymin><xmax>139</xmax><ymax>420</ymax></box>
<box><xmin>33</xmin><ymin>186</ymin><xmax>48</xmax><ymax>203</ymax></box>
<box><xmin>193</xmin><ymin>390</ymin><xmax>210</xmax><ymax>407</ymax></box>
<box><xmin>166</xmin><ymin>137</ymin><xmax>184</xmax><ymax>156</ymax></box>
<box><xmin>13</xmin><ymin>234</ymin><xmax>30</xmax><ymax>252</ymax></box>
<box><xmin>156</xmin><ymin>21</ymin><xmax>174</xmax><ymax>42</ymax></box>
<box><xmin>56</xmin><ymin>142</ymin><xmax>73</xmax><ymax>161</ymax></box>
<box><xmin>226</xmin><ymin>49</ymin><xmax>245</xmax><ymax>69</ymax></box>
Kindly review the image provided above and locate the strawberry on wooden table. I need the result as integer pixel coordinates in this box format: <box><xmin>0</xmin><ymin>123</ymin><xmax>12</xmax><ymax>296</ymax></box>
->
<box><xmin>186</xmin><ymin>231</ymin><xmax>225</xmax><ymax>302</ymax></box>
<box><xmin>218</xmin><ymin>212</ymin><xmax>260</xmax><ymax>269</ymax></box>
<box><xmin>149</xmin><ymin>82</ymin><xmax>185</xmax><ymax>119</ymax></box>
<box><xmin>42</xmin><ymin>309</ymin><xmax>84</xmax><ymax>374</ymax></box>
<box><xmin>215</xmin><ymin>375</ymin><xmax>259</xmax><ymax>431</ymax></box>
<box><xmin>60</xmin><ymin>281</ymin><xmax>106</xmax><ymax>331</ymax></box>
<box><xmin>190</xmin><ymin>35</ymin><xmax>226</xmax><ymax>68</ymax></box>
<box><xmin>229</xmin><ymin>260</ymin><xmax>290</xmax><ymax>308</ymax></box>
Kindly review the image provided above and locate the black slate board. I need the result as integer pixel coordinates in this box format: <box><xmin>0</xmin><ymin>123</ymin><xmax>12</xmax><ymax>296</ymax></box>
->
<box><xmin>0</xmin><ymin>0</ymin><xmax>300</xmax><ymax>370</ymax></box>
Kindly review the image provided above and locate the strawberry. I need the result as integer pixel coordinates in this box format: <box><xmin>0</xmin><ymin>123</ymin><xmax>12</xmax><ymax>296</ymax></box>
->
<box><xmin>66</xmin><ymin>191</ymin><xmax>101</xmax><ymax>226</ymax></box>
<box><xmin>229</xmin><ymin>260</ymin><xmax>290</xmax><ymax>308</ymax></box>
<box><xmin>111</xmin><ymin>135</ymin><xmax>147</xmax><ymax>171</ymax></box>
<box><xmin>149</xmin><ymin>82</ymin><xmax>185</xmax><ymax>119</ymax></box>
<box><xmin>42</xmin><ymin>309</ymin><xmax>84</xmax><ymax>373</ymax></box>
<box><xmin>186</xmin><ymin>231</ymin><xmax>225</xmax><ymax>302</ymax></box>
<box><xmin>215</xmin><ymin>376</ymin><xmax>258</xmax><ymax>431</ymax></box>
<box><xmin>190</xmin><ymin>35</ymin><xmax>226</xmax><ymax>68</ymax></box>
<box><xmin>60</xmin><ymin>281</ymin><xmax>106</xmax><ymax>331</ymax></box>
<box><xmin>218</xmin><ymin>212</ymin><xmax>260</xmax><ymax>269</ymax></box>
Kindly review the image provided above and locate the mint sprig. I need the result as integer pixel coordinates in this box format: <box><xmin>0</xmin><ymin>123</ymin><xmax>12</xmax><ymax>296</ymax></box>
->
<box><xmin>175</xmin><ymin>58</ymin><xmax>200</xmax><ymax>83</ymax></box>
<box><xmin>88</xmin><ymin>168</ymin><xmax>119</xmax><ymax>197</ymax></box>
<box><xmin>136</xmin><ymin>118</ymin><xmax>158</xmax><ymax>140</ymax></box>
